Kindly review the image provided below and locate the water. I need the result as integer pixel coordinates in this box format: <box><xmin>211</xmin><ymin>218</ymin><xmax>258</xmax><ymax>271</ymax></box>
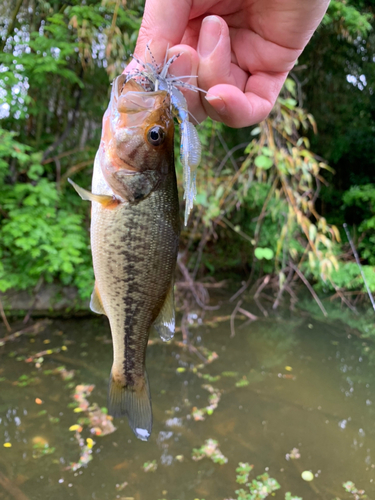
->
<box><xmin>0</xmin><ymin>303</ymin><xmax>374</xmax><ymax>500</ymax></box>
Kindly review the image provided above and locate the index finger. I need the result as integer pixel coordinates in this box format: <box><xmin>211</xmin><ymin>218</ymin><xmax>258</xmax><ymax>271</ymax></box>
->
<box><xmin>130</xmin><ymin>0</ymin><xmax>193</xmax><ymax>65</ymax></box>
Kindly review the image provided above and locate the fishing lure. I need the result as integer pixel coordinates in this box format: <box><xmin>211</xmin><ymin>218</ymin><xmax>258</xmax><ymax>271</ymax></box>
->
<box><xmin>125</xmin><ymin>45</ymin><xmax>204</xmax><ymax>225</ymax></box>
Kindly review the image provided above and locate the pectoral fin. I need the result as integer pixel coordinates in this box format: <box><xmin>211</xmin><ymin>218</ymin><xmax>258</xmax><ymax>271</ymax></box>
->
<box><xmin>68</xmin><ymin>178</ymin><xmax>114</xmax><ymax>206</ymax></box>
<box><xmin>90</xmin><ymin>284</ymin><xmax>106</xmax><ymax>315</ymax></box>
<box><xmin>154</xmin><ymin>283</ymin><xmax>175</xmax><ymax>342</ymax></box>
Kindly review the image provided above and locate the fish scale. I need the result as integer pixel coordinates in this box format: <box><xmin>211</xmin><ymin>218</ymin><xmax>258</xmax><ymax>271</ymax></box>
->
<box><xmin>91</xmin><ymin>163</ymin><xmax>179</xmax><ymax>381</ymax></box>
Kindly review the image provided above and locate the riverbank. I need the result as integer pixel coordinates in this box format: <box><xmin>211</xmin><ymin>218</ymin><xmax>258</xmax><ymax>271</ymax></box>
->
<box><xmin>1</xmin><ymin>284</ymin><xmax>89</xmax><ymax>318</ymax></box>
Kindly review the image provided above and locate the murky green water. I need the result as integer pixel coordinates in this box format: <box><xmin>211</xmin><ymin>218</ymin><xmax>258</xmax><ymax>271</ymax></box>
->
<box><xmin>0</xmin><ymin>303</ymin><xmax>375</xmax><ymax>500</ymax></box>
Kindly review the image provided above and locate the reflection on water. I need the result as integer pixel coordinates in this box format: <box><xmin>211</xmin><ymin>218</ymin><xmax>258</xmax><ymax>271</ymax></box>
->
<box><xmin>0</xmin><ymin>304</ymin><xmax>375</xmax><ymax>500</ymax></box>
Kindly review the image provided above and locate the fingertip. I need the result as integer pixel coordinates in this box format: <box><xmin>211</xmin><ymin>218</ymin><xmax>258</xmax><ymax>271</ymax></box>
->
<box><xmin>205</xmin><ymin>94</ymin><xmax>226</xmax><ymax>114</ymax></box>
<box><xmin>205</xmin><ymin>84</ymin><xmax>273</xmax><ymax>128</ymax></box>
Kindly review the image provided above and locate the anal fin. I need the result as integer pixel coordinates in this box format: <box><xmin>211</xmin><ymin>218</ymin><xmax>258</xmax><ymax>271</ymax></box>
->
<box><xmin>154</xmin><ymin>282</ymin><xmax>175</xmax><ymax>342</ymax></box>
<box><xmin>90</xmin><ymin>284</ymin><xmax>106</xmax><ymax>315</ymax></box>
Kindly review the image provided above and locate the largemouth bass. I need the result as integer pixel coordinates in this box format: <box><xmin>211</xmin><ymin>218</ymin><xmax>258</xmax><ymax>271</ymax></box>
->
<box><xmin>69</xmin><ymin>75</ymin><xmax>180</xmax><ymax>441</ymax></box>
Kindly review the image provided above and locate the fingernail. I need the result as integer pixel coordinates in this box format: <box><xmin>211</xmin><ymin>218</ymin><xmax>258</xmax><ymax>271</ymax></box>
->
<box><xmin>205</xmin><ymin>94</ymin><xmax>226</xmax><ymax>114</ymax></box>
<box><xmin>198</xmin><ymin>16</ymin><xmax>222</xmax><ymax>58</ymax></box>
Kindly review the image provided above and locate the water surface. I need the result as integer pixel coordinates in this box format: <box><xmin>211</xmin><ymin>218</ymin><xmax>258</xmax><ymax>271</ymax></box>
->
<box><xmin>0</xmin><ymin>304</ymin><xmax>374</xmax><ymax>500</ymax></box>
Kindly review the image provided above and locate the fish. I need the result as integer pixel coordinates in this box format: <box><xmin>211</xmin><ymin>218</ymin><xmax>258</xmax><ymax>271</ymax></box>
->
<box><xmin>69</xmin><ymin>74</ymin><xmax>180</xmax><ymax>441</ymax></box>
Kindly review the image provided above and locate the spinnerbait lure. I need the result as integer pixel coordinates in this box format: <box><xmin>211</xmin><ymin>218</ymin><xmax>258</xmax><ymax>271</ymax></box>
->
<box><xmin>125</xmin><ymin>45</ymin><xmax>204</xmax><ymax>225</ymax></box>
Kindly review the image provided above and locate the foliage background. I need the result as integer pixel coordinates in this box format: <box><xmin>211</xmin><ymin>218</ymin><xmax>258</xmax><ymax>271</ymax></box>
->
<box><xmin>0</xmin><ymin>0</ymin><xmax>375</xmax><ymax>311</ymax></box>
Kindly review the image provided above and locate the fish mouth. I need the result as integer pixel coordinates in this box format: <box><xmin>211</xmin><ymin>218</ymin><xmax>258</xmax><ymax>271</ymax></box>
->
<box><xmin>117</xmin><ymin>92</ymin><xmax>162</xmax><ymax>114</ymax></box>
<box><xmin>114</xmin><ymin>75</ymin><xmax>169</xmax><ymax>115</ymax></box>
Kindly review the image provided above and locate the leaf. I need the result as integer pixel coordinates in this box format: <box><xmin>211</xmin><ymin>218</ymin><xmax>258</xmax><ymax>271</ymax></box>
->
<box><xmin>284</xmin><ymin>77</ymin><xmax>296</xmax><ymax>97</ymax></box>
<box><xmin>285</xmin><ymin>493</ymin><xmax>302</xmax><ymax>500</ymax></box>
<box><xmin>254</xmin><ymin>247</ymin><xmax>274</xmax><ymax>260</ymax></box>
<box><xmin>261</xmin><ymin>147</ymin><xmax>273</xmax><ymax>157</ymax></box>
<box><xmin>301</xmin><ymin>470</ymin><xmax>314</xmax><ymax>481</ymax></box>
<box><xmin>254</xmin><ymin>155</ymin><xmax>273</xmax><ymax>170</ymax></box>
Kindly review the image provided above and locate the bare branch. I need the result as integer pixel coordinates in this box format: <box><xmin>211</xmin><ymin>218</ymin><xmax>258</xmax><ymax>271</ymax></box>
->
<box><xmin>290</xmin><ymin>263</ymin><xmax>327</xmax><ymax>317</ymax></box>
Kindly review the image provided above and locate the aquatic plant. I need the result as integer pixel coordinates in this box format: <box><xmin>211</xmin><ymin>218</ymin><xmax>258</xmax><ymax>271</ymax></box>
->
<box><xmin>233</xmin><ymin>463</ymin><xmax>302</xmax><ymax>500</ymax></box>
<box><xmin>142</xmin><ymin>460</ymin><xmax>158</xmax><ymax>472</ymax></box>
<box><xmin>191</xmin><ymin>384</ymin><xmax>221</xmax><ymax>421</ymax></box>
<box><xmin>192</xmin><ymin>439</ymin><xmax>228</xmax><ymax>465</ymax></box>
<box><xmin>343</xmin><ymin>481</ymin><xmax>367</xmax><ymax>500</ymax></box>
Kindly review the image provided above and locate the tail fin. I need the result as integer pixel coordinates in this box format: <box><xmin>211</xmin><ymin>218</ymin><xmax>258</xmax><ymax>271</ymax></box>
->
<box><xmin>108</xmin><ymin>370</ymin><xmax>152</xmax><ymax>441</ymax></box>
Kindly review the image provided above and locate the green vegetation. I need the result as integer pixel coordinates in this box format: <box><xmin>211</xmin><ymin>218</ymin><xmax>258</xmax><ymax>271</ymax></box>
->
<box><xmin>1</xmin><ymin>0</ymin><xmax>375</xmax><ymax>323</ymax></box>
<box><xmin>192</xmin><ymin>438</ymin><xmax>228</xmax><ymax>464</ymax></box>
<box><xmin>235</xmin><ymin>463</ymin><xmax>282</xmax><ymax>500</ymax></box>
<box><xmin>231</xmin><ymin>463</ymin><xmax>367</xmax><ymax>500</ymax></box>
<box><xmin>342</xmin><ymin>481</ymin><xmax>367</xmax><ymax>499</ymax></box>
<box><xmin>0</xmin><ymin>0</ymin><xmax>144</xmax><ymax>298</ymax></box>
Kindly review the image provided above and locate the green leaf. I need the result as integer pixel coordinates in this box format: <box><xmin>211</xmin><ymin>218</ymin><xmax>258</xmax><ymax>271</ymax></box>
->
<box><xmin>261</xmin><ymin>147</ymin><xmax>273</xmax><ymax>157</ymax></box>
<box><xmin>254</xmin><ymin>247</ymin><xmax>274</xmax><ymax>260</ymax></box>
<box><xmin>254</xmin><ymin>155</ymin><xmax>273</xmax><ymax>170</ymax></box>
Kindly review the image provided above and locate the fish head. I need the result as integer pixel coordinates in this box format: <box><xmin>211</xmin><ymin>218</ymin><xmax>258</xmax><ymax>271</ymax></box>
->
<box><xmin>100</xmin><ymin>75</ymin><xmax>174</xmax><ymax>199</ymax></box>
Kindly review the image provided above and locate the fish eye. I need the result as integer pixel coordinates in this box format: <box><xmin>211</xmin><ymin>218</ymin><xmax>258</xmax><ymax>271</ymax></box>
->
<box><xmin>147</xmin><ymin>126</ymin><xmax>166</xmax><ymax>146</ymax></box>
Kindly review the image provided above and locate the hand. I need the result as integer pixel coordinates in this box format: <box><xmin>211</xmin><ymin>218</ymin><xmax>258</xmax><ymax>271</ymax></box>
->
<box><xmin>125</xmin><ymin>0</ymin><xmax>330</xmax><ymax>128</ymax></box>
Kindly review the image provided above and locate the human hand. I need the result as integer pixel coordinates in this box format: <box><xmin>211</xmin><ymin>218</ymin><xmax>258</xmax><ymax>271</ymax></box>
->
<box><xmin>125</xmin><ymin>0</ymin><xmax>330</xmax><ymax>128</ymax></box>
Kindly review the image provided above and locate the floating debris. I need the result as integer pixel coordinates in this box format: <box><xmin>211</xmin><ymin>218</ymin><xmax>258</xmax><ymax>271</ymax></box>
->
<box><xmin>116</xmin><ymin>482</ymin><xmax>128</xmax><ymax>491</ymax></box>
<box><xmin>142</xmin><ymin>460</ymin><xmax>158</xmax><ymax>472</ymax></box>
<box><xmin>221</xmin><ymin>371</ymin><xmax>239</xmax><ymax>378</ymax></box>
<box><xmin>67</xmin><ymin>384</ymin><xmax>116</xmax><ymax>471</ymax></box>
<box><xmin>69</xmin><ymin>425</ymin><xmax>82</xmax><ymax>432</ymax></box>
<box><xmin>192</xmin><ymin>439</ymin><xmax>228</xmax><ymax>464</ymax></box>
<box><xmin>235</xmin><ymin>465</ymin><xmax>281</xmax><ymax>499</ymax></box>
<box><xmin>69</xmin><ymin>432</ymin><xmax>96</xmax><ymax>471</ymax></box>
<box><xmin>25</xmin><ymin>345</ymin><xmax>69</xmax><ymax>366</ymax></box>
<box><xmin>235</xmin><ymin>377</ymin><xmax>250</xmax><ymax>388</ymax></box>
<box><xmin>32</xmin><ymin>439</ymin><xmax>55</xmax><ymax>459</ymax></box>
<box><xmin>343</xmin><ymin>481</ymin><xmax>366</xmax><ymax>499</ymax></box>
<box><xmin>301</xmin><ymin>470</ymin><xmax>314</xmax><ymax>482</ymax></box>
<box><xmin>286</xmin><ymin>448</ymin><xmax>301</xmax><ymax>460</ymax></box>
<box><xmin>71</xmin><ymin>384</ymin><xmax>116</xmax><ymax>437</ymax></box>
<box><xmin>13</xmin><ymin>374</ymin><xmax>39</xmax><ymax>387</ymax></box>
<box><xmin>191</xmin><ymin>384</ymin><xmax>221</xmax><ymax>421</ymax></box>
<box><xmin>236</xmin><ymin>462</ymin><xmax>254</xmax><ymax>485</ymax></box>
